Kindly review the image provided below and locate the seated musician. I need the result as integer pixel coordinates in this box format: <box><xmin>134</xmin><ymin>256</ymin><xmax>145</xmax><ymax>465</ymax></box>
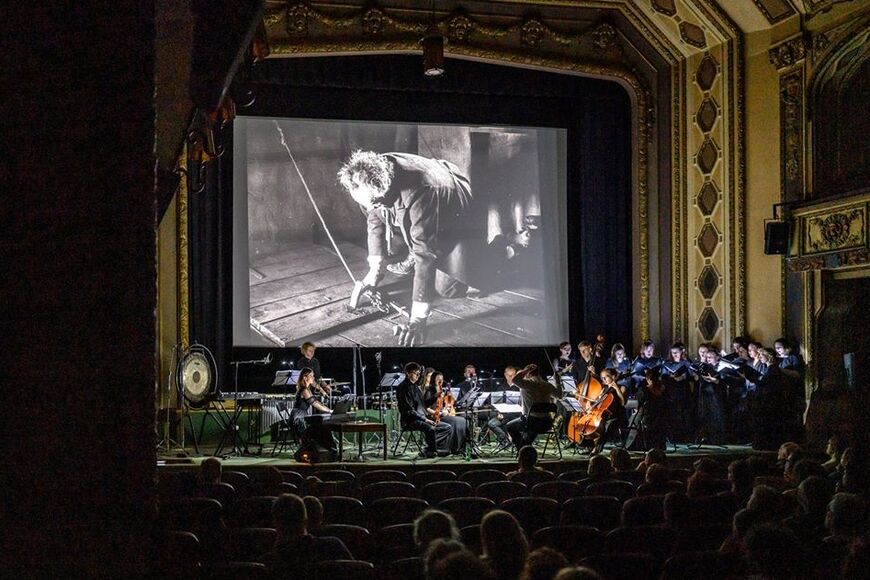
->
<box><xmin>296</xmin><ymin>341</ymin><xmax>331</xmax><ymax>397</ymax></box>
<box><xmin>422</xmin><ymin>371</ymin><xmax>470</xmax><ymax>455</ymax></box>
<box><xmin>396</xmin><ymin>362</ymin><xmax>452</xmax><ymax>458</ymax></box>
<box><xmin>480</xmin><ymin>366</ymin><xmax>517</xmax><ymax>447</ymax></box>
<box><xmin>575</xmin><ymin>340</ymin><xmax>604</xmax><ymax>385</ymax></box>
<box><xmin>454</xmin><ymin>364</ymin><xmax>478</xmax><ymax>398</ymax></box>
<box><xmin>290</xmin><ymin>367</ymin><xmax>335</xmax><ymax>451</ymax></box>
<box><xmin>506</xmin><ymin>364</ymin><xmax>563</xmax><ymax>449</ymax></box>
<box><xmin>588</xmin><ymin>368</ymin><xmax>628</xmax><ymax>455</ymax></box>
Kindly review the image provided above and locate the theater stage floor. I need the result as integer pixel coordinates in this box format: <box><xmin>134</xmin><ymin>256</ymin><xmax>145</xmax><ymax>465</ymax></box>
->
<box><xmin>158</xmin><ymin>439</ymin><xmax>765</xmax><ymax>475</ymax></box>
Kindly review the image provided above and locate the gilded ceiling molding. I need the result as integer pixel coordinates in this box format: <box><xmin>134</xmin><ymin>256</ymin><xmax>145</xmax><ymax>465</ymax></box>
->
<box><xmin>802</xmin><ymin>0</ymin><xmax>860</xmax><ymax>19</ymax></box>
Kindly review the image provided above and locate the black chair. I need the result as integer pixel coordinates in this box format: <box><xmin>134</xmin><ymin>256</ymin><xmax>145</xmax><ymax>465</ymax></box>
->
<box><xmin>458</xmin><ymin>469</ymin><xmax>506</xmax><ymax>488</ymax></box>
<box><xmin>225</xmin><ymin>527</ymin><xmax>277</xmax><ymax>563</ymax></box>
<box><xmin>368</xmin><ymin>497</ymin><xmax>429</xmax><ymax>528</ymax></box>
<box><xmin>271</xmin><ymin>401</ymin><xmax>299</xmax><ymax>456</ymax></box>
<box><xmin>460</xmin><ymin>525</ymin><xmax>482</xmax><ymax>555</ymax></box>
<box><xmin>321</xmin><ymin>496</ymin><xmax>367</xmax><ymax>527</ymax></box>
<box><xmin>660</xmin><ymin>551</ymin><xmax>734</xmax><ymax>580</ymax></box>
<box><xmin>580</xmin><ymin>554</ymin><xmax>657</xmax><ymax>580</ymax></box>
<box><xmin>356</xmin><ymin>469</ymin><xmax>408</xmax><ymax>489</ymax></box>
<box><xmin>200</xmin><ymin>482</ymin><xmax>237</xmax><ymax>510</ymax></box>
<box><xmin>501</xmin><ymin>497</ymin><xmax>559</xmax><ymax>534</ymax></box>
<box><xmin>420</xmin><ymin>481</ymin><xmax>472</xmax><ymax>504</ymax></box>
<box><xmin>410</xmin><ymin>470</ymin><xmax>457</xmax><ymax>488</ymax></box>
<box><xmin>560</xmin><ymin>496</ymin><xmax>621</xmax><ymax>531</ymax></box>
<box><xmin>586</xmin><ymin>480</ymin><xmax>635</xmax><ymax>502</ymax></box>
<box><xmin>673</xmin><ymin>523</ymin><xmax>731</xmax><ymax>553</ymax></box>
<box><xmin>155</xmin><ymin>530</ymin><xmax>201</xmax><ymax>579</ymax></box>
<box><xmin>557</xmin><ymin>470</ymin><xmax>589</xmax><ymax>482</ymax></box>
<box><xmin>313</xmin><ymin>560</ymin><xmax>375</xmax><ymax>580</ymax></box>
<box><xmin>361</xmin><ymin>481</ymin><xmax>417</xmax><ymax>504</ymax></box>
<box><xmin>313</xmin><ymin>469</ymin><xmax>356</xmax><ymax>483</ymax></box>
<box><xmin>392</xmin><ymin>426</ymin><xmax>425</xmax><ymax>457</ymax></box>
<box><xmin>204</xmin><ymin>562</ymin><xmax>269</xmax><ymax>580</ymax></box>
<box><xmin>375</xmin><ymin>524</ymin><xmax>417</xmax><ymax>563</ymax></box>
<box><xmin>315</xmin><ymin>524</ymin><xmax>372</xmax><ymax>561</ymax></box>
<box><xmin>621</xmin><ymin>495</ymin><xmax>665</xmax><ymax>526</ymax></box>
<box><xmin>475</xmin><ymin>481</ymin><xmax>528</xmax><ymax>504</ymax></box>
<box><xmin>381</xmin><ymin>557</ymin><xmax>424</xmax><ymax>580</ymax></box>
<box><xmin>531</xmin><ymin>480</ymin><xmax>585</xmax><ymax>501</ymax></box>
<box><xmin>438</xmin><ymin>497</ymin><xmax>496</xmax><ymax>528</ymax></box>
<box><xmin>606</xmin><ymin>525</ymin><xmax>677</xmax><ymax>562</ymax></box>
<box><xmin>231</xmin><ymin>496</ymin><xmax>278</xmax><ymax>528</ymax></box>
<box><xmin>508</xmin><ymin>470</ymin><xmax>555</xmax><ymax>487</ymax></box>
<box><xmin>527</xmin><ymin>402</ymin><xmax>561</xmax><ymax>460</ymax></box>
<box><xmin>279</xmin><ymin>470</ymin><xmax>305</xmax><ymax>489</ymax></box>
<box><xmin>532</xmin><ymin>525</ymin><xmax>604</xmax><ymax>563</ymax></box>
<box><xmin>222</xmin><ymin>471</ymin><xmax>252</xmax><ymax>498</ymax></box>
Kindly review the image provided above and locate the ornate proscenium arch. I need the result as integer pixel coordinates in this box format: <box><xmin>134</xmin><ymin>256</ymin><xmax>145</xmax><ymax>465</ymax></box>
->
<box><xmin>256</xmin><ymin>0</ymin><xmax>746</xmax><ymax>349</ymax></box>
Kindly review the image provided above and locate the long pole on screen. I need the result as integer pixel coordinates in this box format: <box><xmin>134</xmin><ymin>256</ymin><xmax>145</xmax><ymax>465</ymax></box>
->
<box><xmin>273</xmin><ymin>121</ymin><xmax>356</xmax><ymax>281</ymax></box>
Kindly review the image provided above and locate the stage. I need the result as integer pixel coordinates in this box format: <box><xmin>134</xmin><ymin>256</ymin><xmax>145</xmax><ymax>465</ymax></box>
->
<box><xmin>158</xmin><ymin>437</ymin><xmax>766</xmax><ymax>475</ymax></box>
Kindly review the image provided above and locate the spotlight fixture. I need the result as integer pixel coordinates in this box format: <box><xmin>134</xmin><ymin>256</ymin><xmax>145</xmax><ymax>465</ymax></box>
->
<box><xmin>421</xmin><ymin>27</ymin><xmax>445</xmax><ymax>77</ymax></box>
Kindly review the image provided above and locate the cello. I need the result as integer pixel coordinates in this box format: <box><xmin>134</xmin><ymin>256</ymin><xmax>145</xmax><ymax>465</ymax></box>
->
<box><xmin>566</xmin><ymin>336</ymin><xmax>614</xmax><ymax>444</ymax></box>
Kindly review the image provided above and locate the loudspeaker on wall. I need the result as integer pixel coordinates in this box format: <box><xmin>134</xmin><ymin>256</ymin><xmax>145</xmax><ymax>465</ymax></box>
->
<box><xmin>764</xmin><ymin>220</ymin><xmax>790</xmax><ymax>255</ymax></box>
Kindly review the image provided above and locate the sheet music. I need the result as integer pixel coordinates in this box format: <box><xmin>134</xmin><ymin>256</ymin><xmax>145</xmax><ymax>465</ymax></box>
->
<box><xmin>492</xmin><ymin>403</ymin><xmax>524</xmax><ymax>414</ymax></box>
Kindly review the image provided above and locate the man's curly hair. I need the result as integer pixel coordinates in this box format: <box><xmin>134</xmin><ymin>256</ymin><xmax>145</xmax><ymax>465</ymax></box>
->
<box><xmin>337</xmin><ymin>150</ymin><xmax>394</xmax><ymax>200</ymax></box>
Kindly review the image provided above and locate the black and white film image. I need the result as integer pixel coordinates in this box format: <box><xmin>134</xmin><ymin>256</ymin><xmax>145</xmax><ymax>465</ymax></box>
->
<box><xmin>233</xmin><ymin>117</ymin><xmax>568</xmax><ymax>347</ymax></box>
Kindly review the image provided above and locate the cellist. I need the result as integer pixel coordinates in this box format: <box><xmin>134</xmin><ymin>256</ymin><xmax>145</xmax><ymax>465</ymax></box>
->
<box><xmin>588</xmin><ymin>368</ymin><xmax>628</xmax><ymax>455</ymax></box>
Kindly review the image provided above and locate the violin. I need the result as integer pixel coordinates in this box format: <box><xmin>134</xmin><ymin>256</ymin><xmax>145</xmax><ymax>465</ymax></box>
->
<box><xmin>433</xmin><ymin>389</ymin><xmax>456</xmax><ymax>423</ymax></box>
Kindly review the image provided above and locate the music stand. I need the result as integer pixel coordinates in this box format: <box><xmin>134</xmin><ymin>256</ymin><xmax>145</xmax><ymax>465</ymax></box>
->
<box><xmin>272</xmin><ymin>370</ymin><xmax>301</xmax><ymax>397</ymax></box>
<box><xmin>377</xmin><ymin>373</ymin><xmax>404</xmax><ymax>427</ymax></box>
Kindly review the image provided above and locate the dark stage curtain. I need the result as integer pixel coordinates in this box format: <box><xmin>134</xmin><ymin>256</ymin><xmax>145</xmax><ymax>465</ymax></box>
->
<box><xmin>190</xmin><ymin>54</ymin><xmax>632</xmax><ymax>384</ymax></box>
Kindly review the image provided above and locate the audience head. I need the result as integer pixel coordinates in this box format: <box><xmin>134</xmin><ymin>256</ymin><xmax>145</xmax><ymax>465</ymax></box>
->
<box><xmin>792</xmin><ymin>459</ymin><xmax>827</xmax><ymax>486</ymax></box>
<box><xmin>428</xmin><ymin>547</ymin><xmax>495</xmax><ymax>580</ymax></box>
<box><xmin>588</xmin><ymin>454</ymin><xmax>613</xmax><ymax>478</ymax></box>
<box><xmin>663</xmin><ymin>491</ymin><xmax>692</xmax><ymax>527</ymax></box>
<box><xmin>520</xmin><ymin>547</ymin><xmax>568</xmax><ymax>580</ymax></box>
<box><xmin>784</xmin><ymin>449</ymin><xmax>809</xmax><ymax>482</ymax></box>
<box><xmin>480</xmin><ymin>510</ymin><xmax>529</xmax><ymax>577</ymax></box>
<box><xmin>826</xmin><ymin>493</ymin><xmax>867</xmax><ymax>537</ymax></box>
<box><xmin>517</xmin><ymin>445</ymin><xmax>539</xmax><ymax>471</ymax></box>
<box><xmin>643</xmin><ymin>448</ymin><xmax>668</xmax><ymax>468</ymax></box>
<box><xmin>552</xmin><ymin>567</ymin><xmax>604</xmax><ymax>580</ymax></box>
<box><xmin>777</xmin><ymin>441</ymin><xmax>801</xmax><ymax>465</ymax></box>
<box><xmin>732</xmin><ymin>507</ymin><xmax>763</xmax><ymax>541</ymax></box>
<box><xmin>746</xmin><ymin>484</ymin><xmax>782</xmax><ymax>519</ymax></box>
<box><xmin>645</xmin><ymin>463</ymin><xmax>670</xmax><ymax>485</ymax></box>
<box><xmin>728</xmin><ymin>459</ymin><xmax>754</xmax><ymax>494</ymax></box>
<box><xmin>609</xmin><ymin>447</ymin><xmax>631</xmax><ymax>472</ymax></box>
<box><xmin>272</xmin><ymin>493</ymin><xmax>308</xmax><ymax>539</ymax></box>
<box><xmin>843</xmin><ymin>537</ymin><xmax>870</xmax><ymax>580</ymax></box>
<box><xmin>302</xmin><ymin>495</ymin><xmax>323</xmax><ymax>529</ymax></box>
<box><xmin>744</xmin><ymin>523</ymin><xmax>806</xmax><ymax>579</ymax></box>
<box><xmin>423</xmin><ymin>539</ymin><xmax>466</xmax><ymax>578</ymax></box>
<box><xmin>414</xmin><ymin>509</ymin><xmax>461</xmax><ymax>551</ymax></box>
<box><xmin>262</xmin><ymin>466</ymin><xmax>284</xmax><ymax>489</ymax></box>
<box><xmin>693</xmin><ymin>457</ymin><xmax>722</xmax><ymax>477</ymax></box>
<box><xmin>199</xmin><ymin>457</ymin><xmax>222</xmax><ymax>485</ymax></box>
<box><xmin>797</xmin><ymin>476</ymin><xmax>834</xmax><ymax>517</ymax></box>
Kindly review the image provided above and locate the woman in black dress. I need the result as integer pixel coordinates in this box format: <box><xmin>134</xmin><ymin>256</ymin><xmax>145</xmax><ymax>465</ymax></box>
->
<box><xmin>290</xmin><ymin>367</ymin><xmax>335</xmax><ymax>451</ymax></box>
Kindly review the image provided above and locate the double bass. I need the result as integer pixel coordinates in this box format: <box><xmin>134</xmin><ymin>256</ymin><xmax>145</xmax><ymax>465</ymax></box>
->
<box><xmin>566</xmin><ymin>336</ymin><xmax>614</xmax><ymax>444</ymax></box>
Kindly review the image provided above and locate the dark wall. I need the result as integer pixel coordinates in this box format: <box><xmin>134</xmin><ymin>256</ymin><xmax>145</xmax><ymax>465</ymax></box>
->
<box><xmin>2</xmin><ymin>5</ymin><xmax>157</xmax><ymax>576</ymax></box>
<box><xmin>193</xmin><ymin>55</ymin><xmax>633</xmax><ymax>388</ymax></box>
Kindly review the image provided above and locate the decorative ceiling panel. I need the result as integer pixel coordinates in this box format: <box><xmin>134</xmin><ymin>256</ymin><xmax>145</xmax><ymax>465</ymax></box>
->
<box><xmin>752</xmin><ymin>0</ymin><xmax>797</xmax><ymax>24</ymax></box>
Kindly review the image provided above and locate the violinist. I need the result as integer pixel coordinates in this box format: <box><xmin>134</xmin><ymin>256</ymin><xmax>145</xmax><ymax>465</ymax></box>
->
<box><xmin>296</xmin><ymin>342</ymin><xmax>332</xmax><ymax>398</ymax></box>
<box><xmin>423</xmin><ymin>371</ymin><xmax>469</xmax><ymax>455</ymax></box>
<box><xmin>396</xmin><ymin>362</ymin><xmax>452</xmax><ymax>458</ymax></box>
<box><xmin>660</xmin><ymin>342</ymin><xmax>695</xmax><ymax>441</ymax></box>
<box><xmin>588</xmin><ymin>368</ymin><xmax>628</xmax><ymax>455</ymax></box>
<box><xmin>553</xmin><ymin>342</ymin><xmax>575</xmax><ymax>377</ymax></box>
<box><xmin>605</xmin><ymin>343</ymin><xmax>632</xmax><ymax>391</ymax></box>
<box><xmin>630</xmin><ymin>340</ymin><xmax>663</xmax><ymax>396</ymax></box>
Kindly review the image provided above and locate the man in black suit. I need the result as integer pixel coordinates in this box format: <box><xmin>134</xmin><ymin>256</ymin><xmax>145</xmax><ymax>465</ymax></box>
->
<box><xmin>395</xmin><ymin>362</ymin><xmax>452</xmax><ymax>457</ymax></box>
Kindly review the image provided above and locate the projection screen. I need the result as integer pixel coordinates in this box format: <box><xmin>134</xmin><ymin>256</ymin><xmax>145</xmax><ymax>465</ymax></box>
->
<box><xmin>233</xmin><ymin>117</ymin><xmax>568</xmax><ymax>347</ymax></box>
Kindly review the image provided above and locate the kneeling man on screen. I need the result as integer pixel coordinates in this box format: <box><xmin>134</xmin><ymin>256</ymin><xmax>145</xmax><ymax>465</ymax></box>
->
<box><xmin>338</xmin><ymin>150</ymin><xmax>537</xmax><ymax>346</ymax></box>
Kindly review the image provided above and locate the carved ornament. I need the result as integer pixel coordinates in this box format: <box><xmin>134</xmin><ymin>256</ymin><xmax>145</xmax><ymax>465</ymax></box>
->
<box><xmin>803</xmin><ymin>205</ymin><xmax>866</xmax><ymax>254</ymax></box>
<box><xmin>769</xmin><ymin>36</ymin><xmax>809</xmax><ymax>71</ymax></box>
